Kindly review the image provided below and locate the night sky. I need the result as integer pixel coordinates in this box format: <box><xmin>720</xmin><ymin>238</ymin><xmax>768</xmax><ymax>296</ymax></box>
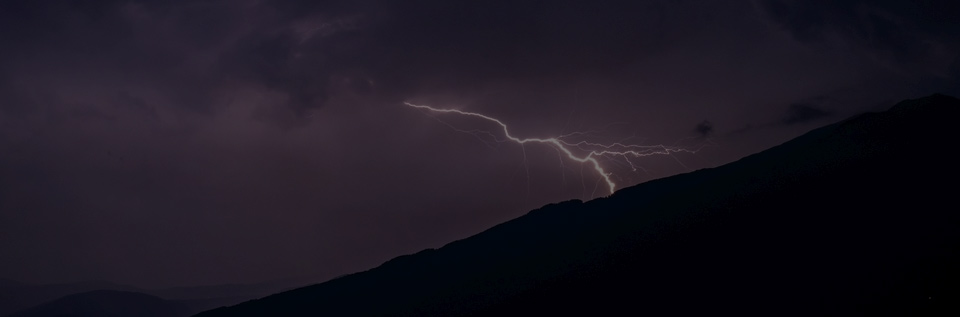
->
<box><xmin>2</xmin><ymin>0</ymin><xmax>959</xmax><ymax>288</ymax></box>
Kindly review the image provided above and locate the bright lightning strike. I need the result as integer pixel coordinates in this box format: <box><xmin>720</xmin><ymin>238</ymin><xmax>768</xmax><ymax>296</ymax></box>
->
<box><xmin>404</xmin><ymin>102</ymin><xmax>701</xmax><ymax>196</ymax></box>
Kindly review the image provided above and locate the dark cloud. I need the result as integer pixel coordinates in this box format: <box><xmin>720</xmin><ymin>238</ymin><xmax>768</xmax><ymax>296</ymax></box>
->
<box><xmin>0</xmin><ymin>1</ymin><xmax>684</xmax><ymax>120</ymax></box>
<box><xmin>695</xmin><ymin>120</ymin><xmax>714</xmax><ymax>137</ymax></box>
<box><xmin>0</xmin><ymin>75</ymin><xmax>35</xmax><ymax>116</ymax></box>
<box><xmin>207</xmin><ymin>0</ymin><xmax>712</xmax><ymax>116</ymax></box>
<box><xmin>218</xmin><ymin>30</ymin><xmax>331</xmax><ymax>115</ymax></box>
<box><xmin>782</xmin><ymin>103</ymin><xmax>832</xmax><ymax>125</ymax></box>
<box><xmin>756</xmin><ymin>0</ymin><xmax>960</xmax><ymax>68</ymax></box>
<box><xmin>9</xmin><ymin>0</ymin><xmax>952</xmax><ymax>122</ymax></box>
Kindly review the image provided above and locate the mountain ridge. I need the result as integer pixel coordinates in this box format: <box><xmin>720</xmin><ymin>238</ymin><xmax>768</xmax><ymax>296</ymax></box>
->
<box><xmin>0</xmin><ymin>279</ymin><xmax>309</xmax><ymax>317</ymax></box>
<box><xmin>8</xmin><ymin>290</ymin><xmax>188</xmax><ymax>317</ymax></box>
<box><xmin>200</xmin><ymin>94</ymin><xmax>960</xmax><ymax>316</ymax></box>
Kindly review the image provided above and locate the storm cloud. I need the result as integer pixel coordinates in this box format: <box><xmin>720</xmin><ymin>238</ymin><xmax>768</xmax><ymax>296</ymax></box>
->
<box><xmin>1</xmin><ymin>0</ymin><xmax>958</xmax><ymax>288</ymax></box>
<box><xmin>782</xmin><ymin>103</ymin><xmax>832</xmax><ymax>125</ymax></box>
<box><xmin>695</xmin><ymin>120</ymin><xmax>714</xmax><ymax>137</ymax></box>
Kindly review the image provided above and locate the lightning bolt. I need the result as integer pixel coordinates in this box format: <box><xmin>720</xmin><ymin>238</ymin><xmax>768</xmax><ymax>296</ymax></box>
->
<box><xmin>404</xmin><ymin>102</ymin><xmax>701</xmax><ymax>196</ymax></box>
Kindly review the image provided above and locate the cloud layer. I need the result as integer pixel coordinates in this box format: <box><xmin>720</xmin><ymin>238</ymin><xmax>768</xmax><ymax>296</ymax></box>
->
<box><xmin>1</xmin><ymin>0</ymin><xmax>957</xmax><ymax>288</ymax></box>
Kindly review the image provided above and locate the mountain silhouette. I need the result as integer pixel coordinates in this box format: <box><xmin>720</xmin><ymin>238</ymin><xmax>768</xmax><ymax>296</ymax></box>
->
<box><xmin>0</xmin><ymin>280</ymin><xmax>309</xmax><ymax>317</ymax></box>
<box><xmin>202</xmin><ymin>94</ymin><xmax>953</xmax><ymax>315</ymax></box>
<box><xmin>8</xmin><ymin>290</ymin><xmax>189</xmax><ymax>317</ymax></box>
<box><xmin>0</xmin><ymin>281</ymin><xmax>142</xmax><ymax>316</ymax></box>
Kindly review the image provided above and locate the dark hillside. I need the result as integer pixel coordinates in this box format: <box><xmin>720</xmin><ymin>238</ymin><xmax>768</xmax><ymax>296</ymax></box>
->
<box><xmin>200</xmin><ymin>94</ymin><xmax>960</xmax><ymax>316</ymax></box>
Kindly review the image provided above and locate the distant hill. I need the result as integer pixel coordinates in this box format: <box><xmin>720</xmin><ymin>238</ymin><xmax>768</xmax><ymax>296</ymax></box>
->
<box><xmin>0</xmin><ymin>281</ymin><xmax>141</xmax><ymax>316</ymax></box>
<box><xmin>8</xmin><ymin>290</ymin><xmax>188</xmax><ymax>317</ymax></box>
<box><xmin>0</xmin><ymin>279</ymin><xmax>306</xmax><ymax>317</ymax></box>
<box><xmin>199</xmin><ymin>94</ymin><xmax>960</xmax><ymax>316</ymax></box>
<box><xmin>0</xmin><ymin>280</ymin><xmax>23</xmax><ymax>288</ymax></box>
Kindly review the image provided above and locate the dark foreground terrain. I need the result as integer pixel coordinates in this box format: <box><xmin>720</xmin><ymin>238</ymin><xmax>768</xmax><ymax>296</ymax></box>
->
<box><xmin>195</xmin><ymin>94</ymin><xmax>956</xmax><ymax>315</ymax></box>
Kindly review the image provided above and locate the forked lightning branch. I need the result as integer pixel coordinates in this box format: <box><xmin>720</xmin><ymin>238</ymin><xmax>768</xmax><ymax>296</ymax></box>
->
<box><xmin>405</xmin><ymin>102</ymin><xmax>701</xmax><ymax>196</ymax></box>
